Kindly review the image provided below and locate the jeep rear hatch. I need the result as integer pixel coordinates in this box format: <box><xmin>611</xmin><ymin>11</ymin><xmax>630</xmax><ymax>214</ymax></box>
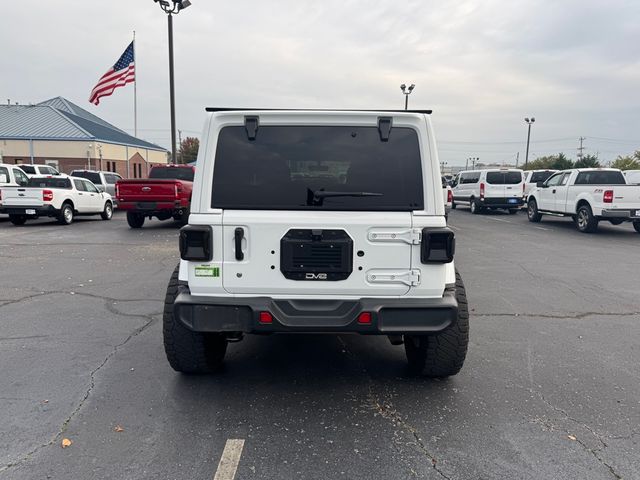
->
<box><xmin>212</xmin><ymin>123</ymin><xmax>424</xmax><ymax>296</ymax></box>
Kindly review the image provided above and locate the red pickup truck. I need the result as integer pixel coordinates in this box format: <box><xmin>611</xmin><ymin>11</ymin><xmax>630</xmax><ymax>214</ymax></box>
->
<box><xmin>116</xmin><ymin>165</ymin><xmax>195</xmax><ymax>228</ymax></box>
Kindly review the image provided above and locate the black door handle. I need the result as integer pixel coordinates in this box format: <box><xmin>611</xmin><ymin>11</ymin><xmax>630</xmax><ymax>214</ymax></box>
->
<box><xmin>552</xmin><ymin>189</ymin><xmax>556</xmax><ymax>194</ymax></box>
<box><xmin>234</xmin><ymin>227</ymin><xmax>244</xmax><ymax>261</ymax></box>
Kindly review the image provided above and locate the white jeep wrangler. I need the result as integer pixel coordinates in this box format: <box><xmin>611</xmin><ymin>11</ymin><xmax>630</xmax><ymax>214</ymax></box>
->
<box><xmin>164</xmin><ymin>109</ymin><xmax>469</xmax><ymax>377</ymax></box>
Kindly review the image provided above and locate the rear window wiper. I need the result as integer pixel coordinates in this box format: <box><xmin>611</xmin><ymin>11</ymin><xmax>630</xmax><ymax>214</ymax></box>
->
<box><xmin>307</xmin><ymin>188</ymin><xmax>383</xmax><ymax>206</ymax></box>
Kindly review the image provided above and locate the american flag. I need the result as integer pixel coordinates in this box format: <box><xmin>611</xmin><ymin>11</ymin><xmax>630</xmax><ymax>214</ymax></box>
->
<box><xmin>89</xmin><ymin>42</ymin><xmax>135</xmax><ymax>106</ymax></box>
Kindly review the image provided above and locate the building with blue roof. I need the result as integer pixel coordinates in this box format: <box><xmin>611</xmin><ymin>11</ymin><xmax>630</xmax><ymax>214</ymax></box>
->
<box><xmin>0</xmin><ymin>97</ymin><xmax>168</xmax><ymax>178</ymax></box>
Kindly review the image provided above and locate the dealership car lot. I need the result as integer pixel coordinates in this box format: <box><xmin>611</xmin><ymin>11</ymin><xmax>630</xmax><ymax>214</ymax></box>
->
<box><xmin>0</xmin><ymin>211</ymin><xmax>639</xmax><ymax>480</ymax></box>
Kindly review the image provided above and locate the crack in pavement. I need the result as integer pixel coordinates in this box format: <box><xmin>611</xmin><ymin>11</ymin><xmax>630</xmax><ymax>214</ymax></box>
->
<box><xmin>0</xmin><ymin>290</ymin><xmax>163</xmax><ymax>309</ymax></box>
<box><xmin>473</xmin><ymin>311</ymin><xmax>640</xmax><ymax>320</ymax></box>
<box><xmin>336</xmin><ymin>336</ymin><xmax>452</xmax><ymax>479</ymax></box>
<box><xmin>0</xmin><ymin>311</ymin><xmax>161</xmax><ymax>474</ymax></box>
<box><xmin>519</xmin><ymin>383</ymin><xmax>623</xmax><ymax>480</ymax></box>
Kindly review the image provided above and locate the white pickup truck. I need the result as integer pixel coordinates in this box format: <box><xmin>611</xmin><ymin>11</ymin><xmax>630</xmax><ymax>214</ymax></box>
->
<box><xmin>0</xmin><ymin>176</ymin><xmax>113</xmax><ymax>225</ymax></box>
<box><xmin>526</xmin><ymin>168</ymin><xmax>640</xmax><ymax>233</ymax></box>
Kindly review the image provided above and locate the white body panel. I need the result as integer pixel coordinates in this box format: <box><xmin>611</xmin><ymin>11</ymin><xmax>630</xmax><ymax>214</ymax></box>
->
<box><xmin>452</xmin><ymin>169</ymin><xmax>524</xmax><ymax>205</ymax></box>
<box><xmin>184</xmin><ymin>110</ymin><xmax>451</xmax><ymax>300</ymax></box>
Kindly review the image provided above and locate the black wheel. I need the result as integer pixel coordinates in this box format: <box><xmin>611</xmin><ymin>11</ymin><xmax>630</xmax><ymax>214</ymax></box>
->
<box><xmin>163</xmin><ymin>265</ymin><xmax>228</xmax><ymax>373</ymax></box>
<box><xmin>58</xmin><ymin>203</ymin><xmax>74</xmax><ymax>225</ymax></box>
<box><xmin>633</xmin><ymin>221</ymin><xmax>640</xmax><ymax>233</ymax></box>
<box><xmin>126</xmin><ymin>211</ymin><xmax>145</xmax><ymax>228</ymax></box>
<box><xmin>100</xmin><ymin>202</ymin><xmax>113</xmax><ymax>220</ymax></box>
<box><xmin>469</xmin><ymin>199</ymin><xmax>481</xmax><ymax>214</ymax></box>
<box><xmin>404</xmin><ymin>270</ymin><xmax>469</xmax><ymax>378</ymax></box>
<box><xmin>9</xmin><ymin>215</ymin><xmax>27</xmax><ymax>226</ymax></box>
<box><xmin>575</xmin><ymin>204</ymin><xmax>598</xmax><ymax>233</ymax></box>
<box><xmin>451</xmin><ymin>200</ymin><xmax>456</xmax><ymax>210</ymax></box>
<box><xmin>527</xmin><ymin>199</ymin><xmax>542</xmax><ymax>222</ymax></box>
<box><xmin>508</xmin><ymin>208</ymin><xmax>519</xmax><ymax>215</ymax></box>
<box><xmin>608</xmin><ymin>219</ymin><xmax>623</xmax><ymax>226</ymax></box>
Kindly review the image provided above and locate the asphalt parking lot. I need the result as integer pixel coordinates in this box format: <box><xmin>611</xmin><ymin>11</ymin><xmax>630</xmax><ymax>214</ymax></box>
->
<box><xmin>1</xmin><ymin>209</ymin><xmax>639</xmax><ymax>480</ymax></box>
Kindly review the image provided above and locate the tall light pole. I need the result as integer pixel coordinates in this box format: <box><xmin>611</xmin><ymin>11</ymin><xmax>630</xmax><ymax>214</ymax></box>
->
<box><xmin>153</xmin><ymin>0</ymin><xmax>192</xmax><ymax>164</ymax></box>
<box><xmin>400</xmin><ymin>83</ymin><xmax>415</xmax><ymax>110</ymax></box>
<box><xmin>524</xmin><ymin>117</ymin><xmax>535</xmax><ymax>169</ymax></box>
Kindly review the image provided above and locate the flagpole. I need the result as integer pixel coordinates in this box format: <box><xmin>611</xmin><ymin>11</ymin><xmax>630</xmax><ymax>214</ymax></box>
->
<box><xmin>133</xmin><ymin>30</ymin><xmax>138</xmax><ymax>139</ymax></box>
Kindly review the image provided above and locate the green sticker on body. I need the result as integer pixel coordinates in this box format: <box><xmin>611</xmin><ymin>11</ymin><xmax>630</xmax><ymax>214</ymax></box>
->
<box><xmin>195</xmin><ymin>266</ymin><xmax>220</xmax><ymax>277</ymax></box>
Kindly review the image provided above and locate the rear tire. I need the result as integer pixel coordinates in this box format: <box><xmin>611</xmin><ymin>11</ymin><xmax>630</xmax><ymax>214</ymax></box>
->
<box><xmin>126</xmin><ymin>211</ymin><xmax>145</xmax><ymax>229</ymax></box>
<box><xmin>9</xmin><ymin>215</ymin><xmax>27</xmax><ymax>226</ymax></box>
<box><xmin>470</xmin><ymin>199</ymin><xmax>481</xmax><ymax>214</ymax></box>
<box><xmin>163</xmin><ymin>265</ymin><xmax>228</xmax><ymax>373</ymax></box>
<box><xmin>404</xmin><ymin>270</ymin><xmax>469</xmax><ymax>378</ymax></box>
<box><xmin>608</xmin><ymin>219</ymin><xmax>623</xmax><ymax>226</ymax></box>
<box><xmin>451</xmin><ymin>200</ymin><xmax>456</xmax><ymax>210</ymax></box>
<box><xmin>179</xmin><ymin>206</ymin><xmax>190</xmax><ymax>226</ymax></box>
<box><xmin>58</xmin><ymin>203</ymin><xmax>74</xmax><ymax>225</ymax></box>
<box><xmin>527</xmin><ymin>199</ymin><xmax>542</xmax><ymax>222</ymax></box>
<box><xmin>633</xmin><ymin>221</ymin><xmax>640</xmax><ymax>233</ymax></box>
<box><xmin>575</xmin><ymin>204</ymin><xmax>598</xmax><ymax>233</ymax></box>
<box><xmin>101</xmin><ymin>202</ymin><xmax>113</xmax><ymax>220</ymax></box>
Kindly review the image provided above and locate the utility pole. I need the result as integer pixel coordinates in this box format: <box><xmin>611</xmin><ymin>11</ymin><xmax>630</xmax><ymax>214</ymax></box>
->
<box><xmin>577</xmin><ymin>136</ymin><xmax>586</xmax><ymax>161</ymax></box>
<box><xmin>515</xmin><ymin>151</ymin><xmax>520</xmax><ymax>168</ymax></box>
<box><xmin>524</xmin><ymin>117</ymin><xmax>535</xmax><ymax>169</ymax></box>
<box><xmin>178</xmin><ymin>129</ymin><xmax>183</xmax><ymax>164</ymax></box>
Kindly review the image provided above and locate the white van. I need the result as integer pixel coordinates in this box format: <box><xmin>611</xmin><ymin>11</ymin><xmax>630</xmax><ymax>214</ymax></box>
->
<box><xmin>452</xmin><ymin>169</ymin><xmax>524</xmax><ymax>214</ymax></box>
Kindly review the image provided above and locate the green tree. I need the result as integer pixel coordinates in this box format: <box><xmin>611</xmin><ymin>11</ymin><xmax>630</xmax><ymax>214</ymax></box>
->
<box><xmin>574</xmin><ymin>154</ymin><xmax>600</xmax><ymax>168</ymax></box>
<box><xmin>179</xmin><ymin>137</ymin><xmax>200</xmax><ymax>164</ymax></box>
<box><xmin>524</xmin><ymin>155</ymin><xmax>556</xmax><ymax>170</ymax></box>
<box><xmin>551</xmin><ymin>152</ymin><xmax>574</xmax><ymax>170</ymax></box>
<box><xmin>611</xmin><ymin>154</ymin><xmax>640</xmax><ymax>170</ymax></box>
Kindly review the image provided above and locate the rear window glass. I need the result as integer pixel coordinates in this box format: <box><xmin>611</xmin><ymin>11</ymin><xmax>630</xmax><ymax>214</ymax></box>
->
<box><xmin>0</xmin><ymin>166</ymin><xmax>8</xmax><ymax>182</ymax></box>
<box><xmin>19</xmin><ymin>165</ymin><xmax>36</xmax><ymax>174</ymax></box>
<box><xmin>27</xmin><ymin>177</ymin><xmax>72</xmax><ymax>189</ymax></box>
<box><xmin>72</xmin><ymin>171</ymin><xmax>102</xmax><ymax>184</ymax></box>
<box><xmin>530</xmin><ymin>171</ymin><xmax>555</xmax><ymax>183</ymax></box>
<box><xmin>211</xmin><ymin>125</ymin><xmax>424</xmax><ymax>211</ymax></box>
<box><xmin>574</xmin><ymin>171</ymin><xmax>626</xmax><ymax>185</ymax></box>
<box><xmin>486</xmin><ymin>171</ymin><xmax>523</xmax><ymax>184</ymax></box>
<box><xmin>149</xmin><ymin>167</ymin><xmax>194</xmax><ymax>181</ymax></box>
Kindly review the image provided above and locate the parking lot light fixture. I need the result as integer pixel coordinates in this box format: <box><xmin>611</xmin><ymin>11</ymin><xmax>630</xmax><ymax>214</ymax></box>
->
<box><xmin>153</xmin><ymin>0</ymin><xmax>192</xmax><ymax>164</ymax></box>
<box><xmin>400</xmin><ymin>83</ymin><xmax>415</xmax><ymax>110</ymax></box>
<box><xmin>524</xmin><ymin>117</ymin><xmax>535</xmax><ymax>169</ymax></box>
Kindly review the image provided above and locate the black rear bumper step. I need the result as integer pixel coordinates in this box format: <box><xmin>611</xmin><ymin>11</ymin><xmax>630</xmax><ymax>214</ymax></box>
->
<box><xmin>173</xmin><ymin>286</ymin><xmax>458</xmax><ymax>335</ymax></box>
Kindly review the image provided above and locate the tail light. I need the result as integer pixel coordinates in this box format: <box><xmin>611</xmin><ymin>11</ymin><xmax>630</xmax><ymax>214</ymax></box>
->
<box><xmin>43</xmin><ymin>190</ymin><xmax>54</xmax><ymax>202</ymax></box>
<box><xmin>421</xmin><ymin>227</ymin><xmax>455</xmax><ymax>263</ymax></box>
<box><xmin>603</xmin><ymin>190</ymin><xmax>614</xmax><ymax>203</ymax></box>
<box><xmin>179</xmin><ymin>225</ymin><xmax>213</xmax><ymax>261</ymax></box>
<box><xmin>480</xmin><ymin>182</ymin><xmax>485</xmax><ymax>200</ymax></box>
<box><xmin>175</xmin><ymin>183</ymin><xmax>183</xmax><ymax>198</ymax></box>
<box><xmin>447</xmin><ymin>189</ymin><xmax>453</xmax><ymax>203</ymax></box>
<box><xmin>357</xmin><ymin>312</ymin><xmax>373</xmax><ymax>325</ymax></box>
<box><xmin>115</xmin><ymin>183</ymin><xmax>120</xmax><ymax>198</ymax></box>
<box><xmin>259</xmin><ymin>312</ymin><xmax>273</xmax><ymax>324</ymax></box>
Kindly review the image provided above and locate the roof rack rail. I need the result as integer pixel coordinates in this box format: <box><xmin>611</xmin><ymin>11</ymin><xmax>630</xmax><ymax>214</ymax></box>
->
<box><xmin>204</xmin><ymin>107</ymin><xmax>432</xmax><ymax>114</ymax></box>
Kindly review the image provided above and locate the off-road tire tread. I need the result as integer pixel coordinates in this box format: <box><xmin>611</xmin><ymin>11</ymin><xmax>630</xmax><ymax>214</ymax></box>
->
<box><xmin>163</xmin><ymin>265</ymin><xmax>227</xmax><ymax>373</ymax></box>
<box><xmin>404</xmin><ymin>270</ymin><xmax>469</xmax><ymax>378</ymax></box>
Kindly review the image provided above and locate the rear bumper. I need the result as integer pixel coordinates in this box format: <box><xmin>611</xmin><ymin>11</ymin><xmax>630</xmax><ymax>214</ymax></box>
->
<box><xmin>600</xmin><ymin>209</ymin><xmax>640</xmax><ymax>219</ymax></box>
<box><xmin>0</xmin><ymin>205</ymin><xmax>58</xmax><ymax>217</ymax></box>
<box><xmin>118</xmin><ymin>200</ymin><xmax>186</xmax><ymax>215</ymax></box>
<box><xmin>173</xmin><ymin>286</ymin><xmax>459</xmax><ymax>335</ymax></box>
<box><xmin>480</xmin><ymin>197</ymin><xmax>523</xmax><ymax>208</ymax></box>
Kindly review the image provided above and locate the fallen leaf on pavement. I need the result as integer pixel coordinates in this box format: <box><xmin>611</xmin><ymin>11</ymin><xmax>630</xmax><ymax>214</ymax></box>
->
<box><xmin>567</xmin><ymin>435</ymin><xmax>577</xmax><ymax>441</ymax></box>
<box><xmin>114</xmin><ymin>425</ymin><xmax>124</xmax><ymax>432</ymax></box>
<box><xmin>61</xmin><ymin>438</ymin><xmax>72</xmax><ymax>448</ymax></box>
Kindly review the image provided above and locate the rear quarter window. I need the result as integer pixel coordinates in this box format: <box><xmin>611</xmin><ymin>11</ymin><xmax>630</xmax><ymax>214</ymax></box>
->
<box><xmin>530</xmin><ymin>171</ymin><xmax>555</xmax><ymax>183</ymax></box>
<box><xmin>149</xmin><ymin>167</ymin><xmax>194</xmax><ymax>181</ymax></box>
<box><xmin>574</xmin><ymin>171</ymin><xmax>626</xmax><ymax>185</ymax></box>
<box><xmin>210</xmin><ymin>125</ymin><xmax>424</xmax><ymax>211</ymax></box>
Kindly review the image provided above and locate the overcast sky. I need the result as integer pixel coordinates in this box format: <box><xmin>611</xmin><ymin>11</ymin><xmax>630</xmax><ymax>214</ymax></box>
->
<box><xmin>2</xmin><ymin>0</ymin><xmax>639</xmax><ymax>166</ymax></box>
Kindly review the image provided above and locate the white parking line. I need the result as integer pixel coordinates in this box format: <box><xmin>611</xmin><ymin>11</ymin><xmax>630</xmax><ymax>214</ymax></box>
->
<box><xmin>534</xmin><ymin>226</ymin><xmax>550</xmax><ymax>231</ymax></box>
<box><xmin>448</xmin><ymin>224</ymin><xmax>461</xmax><ymax>231</ymax></box>
<box><xmin>213</xmin><ymin>439</ymin><xmax>245</xmax><ymax>480</ymax></box>
<box><xmin>486</xmin><ymin>217</ymin><xmax>512</xmax><ymax>223</ymax></box>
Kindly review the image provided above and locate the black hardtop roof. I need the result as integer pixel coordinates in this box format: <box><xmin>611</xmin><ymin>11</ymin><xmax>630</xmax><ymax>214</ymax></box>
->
<box><xmin>205</xmin><ymin>107</ymin><xmax>432</xmax><ymax>114</ymax></box>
